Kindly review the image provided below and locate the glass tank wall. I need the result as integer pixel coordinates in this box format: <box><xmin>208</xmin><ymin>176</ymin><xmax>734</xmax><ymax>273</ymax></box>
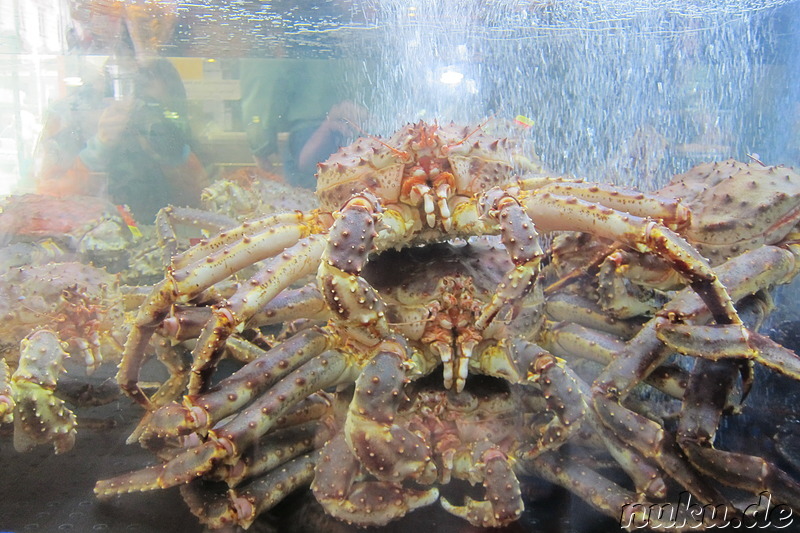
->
<box><xmin>0</xmin><ymin>1</ymin><xmax>799</xmax><ymax>532</ymax></box>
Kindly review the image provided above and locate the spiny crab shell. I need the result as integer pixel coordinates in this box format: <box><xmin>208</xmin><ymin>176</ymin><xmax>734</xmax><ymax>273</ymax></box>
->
<box><xmin>0</xmin><ymin>262</ymin><xmax>128</xmax><ymax>372</ymax></box>
<box><xmin>658</xmin><ymin>159</ymin><xmax>800</xmax><ymax>265</ymax></box>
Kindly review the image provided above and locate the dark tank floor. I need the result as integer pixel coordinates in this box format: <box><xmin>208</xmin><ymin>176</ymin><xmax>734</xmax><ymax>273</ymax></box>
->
<box><xmin>0</xmin><ymin>386</ymin><xmax>205</xmax><ymax>533</ymax></box>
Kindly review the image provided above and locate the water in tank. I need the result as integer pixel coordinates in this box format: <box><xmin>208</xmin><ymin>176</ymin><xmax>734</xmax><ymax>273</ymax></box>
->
<box><xmin>0</xmin><ymin>1</ymin><xmax>799</xmax><ymax>532</ymax></box>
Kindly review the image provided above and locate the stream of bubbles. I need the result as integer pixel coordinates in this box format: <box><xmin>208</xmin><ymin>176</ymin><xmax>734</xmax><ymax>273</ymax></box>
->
<box><xmin>338</xmin><ymin>0</ymin><xmax>799</xmax><ymax>189</ymax></box>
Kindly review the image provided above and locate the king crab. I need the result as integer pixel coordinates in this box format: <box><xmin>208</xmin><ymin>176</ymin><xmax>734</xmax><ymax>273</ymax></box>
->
<box><xmin>95</xmin><ymin>120</ymin><xmax>800</xmax><ymax>530</ymax></box>
<box><xmin>0</xmin><ymin>262</ymin><xmax>141</xmax><ymax>453</ymax></box>
<box><xmin>116</xmin><ymin>120</ymin><xmax>741</xmax><ymax>409</ymax></box>
<box><xmin>95</xmin><ymin>238</ymin><xmax>798</xmax><ymax>531</ymax></box>
<box><xmin>96</xmin><ymin>239</ymin><xmax>640</xmax><ymax>529</ymax></box>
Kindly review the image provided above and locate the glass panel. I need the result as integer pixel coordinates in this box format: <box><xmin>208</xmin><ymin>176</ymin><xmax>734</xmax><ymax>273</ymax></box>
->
<box><xmin>1</xmin><ymin>1</ymin><xmax>799</xmax><ymax>532</ymax></box>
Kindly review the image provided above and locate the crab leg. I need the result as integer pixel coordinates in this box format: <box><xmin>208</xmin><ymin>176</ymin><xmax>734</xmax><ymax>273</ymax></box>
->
<box><xmin>590</xmin><ymin>246</ymin><xmax>798</xmax><ymax>504</ymax></box>
<box><xmin>593</xmin><ymin>244</ymin><xmax>797</xmax><ymax>403</ymax></box>
<box><xmin>170</xmin><ymin>211</ymin><xmax>315</xmax><ymax>270</ymax></box>
<box><xmin>221</xmin><ymin>420</ymin><xmax>322</xmax><ymax>487</ymax></box>
<box><xmin>317</xmin><ymin>193</ymin><xmax>392</xmax><ymax>340</ymax></box>
<box><xmin>529</xmin><ymin>452</ymin><xmax>637</xmax><ymax>526</ymax></box>
<box><xmin>472</xmin><ymin>337</ymin><xmax>665</xmax><ymax>499</ymax></box>
<box><xmin>512</xmin><ymin>339</ymin><xmax>667</xmax><ymax>498</ymax></box>
<box><xmin>178</xmin><ymin>450</ymin><xmax>321</xmax><ymax>530</ymax></box>
<box><xmin>678</xmin><ymin>358</ymin><xmax>800</xmax><ymax>509</ymax></box>
<box><xmin>519</xmin><ymin>176</ymin><xmax>691</xmax><ymax>230</ymax></box>
<box><xmin>96</xmin><ymin>347</ymin><xmax>358</xmax><ymax>496</ymax></box>
<box><xmin>542</xmin><ymin>321</ymin><xmax>689</xmax><ymax>400</ymax></box>
<box><xmin>657</xmin><ymin>324</ymin><xmax>800</xmax><ymax>379</ymax></box>
<box><xmin>12</xmin><ymin>330</ymin><xmax>77</xmax><ymax>454</ymax></box>
<box><xmin>545</xmin><ymin>292</ymin><xmax>644</xmax><ymax>339</ymax></box>
<box><xmin>271</xmin><ymin>391</ymin><xmax>334</xmax><ymax>429</ymax></box>
<box><xmin>597</xmin><ymin>250</ymin><xmax>674</xmax><ymax>319</ymax></box>
<box><xmin>529</xmin><ymin>193</ymin><xmax>739</xmax><ymax>326</ymax></box>
<box><xmin>222</xmin><ymin>335</ymin><xmax>272</xmax><ymax>363</ymax></box>
<box><xmin>156</xmin><ymin>305</ymin><xmax>212</xmax><ymax>341</ymax></box>
<box><xmin>530</xmin><ymin>452</ymin><xmax>731</xmax><ymax>532</ymax></box>
<box><xmin>149</xmin><ymin>339</ymin><xmax>192</xmax><ymax>407</ymax></box>
<box><xmin>198</xmin><ymin>349</ymin><xmax>355</xmax><ymax>458</ymax></box>
<box><xmin>474</xmin><ymin>190</ymin><xmax>543</xmax><ymax>334</ymax></box>
<box><xmin>249</xmin><ymin>283</ymin><xmax>329</xmax><ymax>326</ymax></box>
<box><xmin>188</xmin><ymin>235</ymin><xmax>326</xmax><ymax>393</ymax></box>
<box><xmin>126</xmin><ymin>341</ymin><xmax>193</xmax><ymax>445</ymax></box>
<box><xmin>136</xmin><ymin>327</ymin><xmax>332</xmax><ymax>443</ymax></box>
<box><xmin>118</xmin><ymin>217</ymin><xmax>322</xmax><ymax>407</ymax></box>
<box><xmin>656</xmin><ymin>294</ymin><xmax>800</xmax><ymax>507</ymax></box>
<box><xmin>231</xmin><ymin>451</ymin><xmax>321</xmax><ymax>529</ymax></box>
<box><xmin>154</xmin><ymin>205</ymin><xmax>237</xmax><ymax>267</ymax></box>
<box><xmin>515</xmin><ymin>341</ymin><xmax>589</xmax><ymax>456</ymax></box>
<box><xmin>173</xmin><ymin>226</ymin><xmax>318</xmax><ymax>303</ymax></box>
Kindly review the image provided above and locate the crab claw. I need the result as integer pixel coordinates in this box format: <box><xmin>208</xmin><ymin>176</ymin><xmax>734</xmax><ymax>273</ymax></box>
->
<box><xmin>13</xmin><ymin>381</ymin><xmax>77</xmax><ymax>454</ymax></box>
<box><xmin>313</xmin><ymin>432</ymin><xmax>439</xmax><ymax>527</ymax></box>
<box><xmin>180</xmin><ymin>481</ymin><xmax>238</xmax><ymax>529</ymax></box>
<box><xmin>0</xmin><ymin>358</ymin><xmax>15</xmax><ymax>424</ymax></box>
<box><xmin>12</xmin><ymin>330</ymin><xmax>76</xmax><ymax>454</ymax></box>
<box><xmin>440</xmin><ymin>445</ymin><xmax>522</xmax><ymax>528</ymax></box>
<box><xmin>132</xmin><ymin>400</ymin><xmax>208</xmax><ymax>446</ymax></box>
<box><xmin>325</xmin><ymin>482</ymin><xmax>439</xmax><ymax>527</ymax></box>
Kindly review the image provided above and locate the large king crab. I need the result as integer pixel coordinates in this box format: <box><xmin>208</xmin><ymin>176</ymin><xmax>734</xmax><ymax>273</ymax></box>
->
<box><xmin>96</xmin><ymin>238</ymin><xmax>665</xmax><ymax>529</ymax></box>
<box><xmin>116</xmin><ymin>120</ymin><xmax>741</xmax><ymax>409</ymax></box>
<box><xmin>97</xmin><ymin>239</ymin><xmax>800</xmax><ymax>530</ymax></box>
<box><xmin>96</xmin><ymin>120</ymin><xmax>800</xmax><ymax>529</ymax></box>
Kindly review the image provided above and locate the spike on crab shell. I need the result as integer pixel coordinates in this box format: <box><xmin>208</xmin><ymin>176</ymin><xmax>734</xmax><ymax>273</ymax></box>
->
<box><xmin>0</xmin><ymin>358</ymin><xmax>14</xmax><ymax>424</ymax></box>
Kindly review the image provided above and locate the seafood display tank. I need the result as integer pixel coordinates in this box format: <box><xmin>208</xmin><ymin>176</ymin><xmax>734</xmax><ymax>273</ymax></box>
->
<box><xmin>1</xmin><ymin>1</ymin><xmax>800</xmax><ymax>532</ymax></box>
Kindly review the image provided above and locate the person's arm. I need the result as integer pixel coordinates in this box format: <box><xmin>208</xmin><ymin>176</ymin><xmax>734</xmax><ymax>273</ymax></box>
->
<box><xmin>297</xmin><ymin>101</ymin><xmax>368</xmax><ymax>175</ymax></box>
<box><xmin>35</xmin><ymin>100</ymin><xmax>133</xmax><ymax>197</ymax></box>
<box><xmin>161</xmin><ymin>151</ymin><xmax>210</xmax><ymax>208</ymax></box>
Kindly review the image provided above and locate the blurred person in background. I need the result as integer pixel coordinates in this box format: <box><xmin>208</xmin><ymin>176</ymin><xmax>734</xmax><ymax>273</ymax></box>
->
<box><xmin>30</xmin><ymin>0</ymin><xmax>208</xmax><ymax>222</ymax></box>
<box><xmin>241</xmin><ymin>58</ymin><xmax>368</xmax><ymax>189</ymax></box>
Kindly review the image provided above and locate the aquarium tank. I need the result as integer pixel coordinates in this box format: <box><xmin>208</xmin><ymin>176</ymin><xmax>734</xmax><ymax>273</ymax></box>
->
<box><xmin>0</xmin><ymin>0</ymin><xmax>799</xmax><ymax>532</ymax></box>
